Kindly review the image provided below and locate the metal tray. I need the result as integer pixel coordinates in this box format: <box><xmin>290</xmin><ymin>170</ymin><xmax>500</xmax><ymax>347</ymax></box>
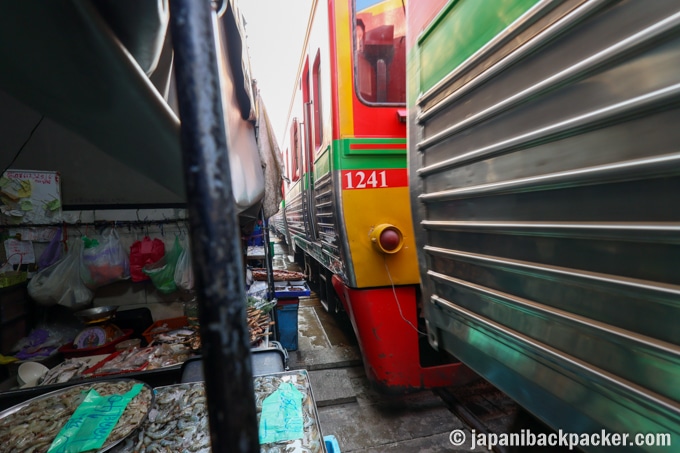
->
<box><xmin>0</xmin><ymin>379</ymin><xmax>154</xmax><ymax>452</ymax></box>
<box><xmin>255</xmin><ymin>369</ymin><xmax>327</xmax><ymax>452</ymax></box>
<box><xmin>74</xmin><ymin>305</ymin><xmax>119</xmax><ymax>325</ymax></box>
<box><xmin>115</xmin><ymin>371</ymin><xmax>326</xmax><ymax>452</ymax></box>
<box><xmin>274</xmin><ymin>281</ymin><xmax>311</xmax><ymax>298</ymax></box>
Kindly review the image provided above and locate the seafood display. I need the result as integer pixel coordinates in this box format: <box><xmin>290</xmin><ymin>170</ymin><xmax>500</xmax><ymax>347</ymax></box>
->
<box><xmin>34</xmin><ymin>343</ymin><xmax>194</xmax><ymax>386</ymax></box>
<box><xmin>144</xmin><ymin>321</ymin><xmax>187</xmax><ymax>338</ymax></box>
<box><xmin>112</xmin><ymin>371</ymin><xmax>325</xmax><ymax>453</ymax></box>
<box><xmin>111</xmin><ymin>382</ymin><xmax>209</xmax><ymax>453</ymax></box>
<box><xmin>152</xmin><ymin>327</ymin><xmax>200</xmax><ymax>347</ymax></box>
<box><xmin>256</xmin><ymin>371</ymin><xmax>325</xmax><ymax>453</ymax></box>
<box><xmin>88</xmin><ymin>344</ymin><xmax>193</xmax><ymax>376</ymax></box>
<box><xmin>0</xmin><ymin>380</ymin><xmax>153</xmax><ymax>453</ymax></box>
<box><xmin>252</xmin><ymin>268</ymin><xmax>306</xmax><ymax>282</ymax></box>
<box><xmin>39</xmin><ymin>357</ymin><xmax>92</xmax><ymax>385</ymax></box>
<box><xmin>145</xmin><ymin>343</ymin><xmax>192</xmax><ymax>370</ymax></box>
<box><xmin>146</xmin><ymin>323</ymin><xmax>202</xmax><ymax>351</ymax></box>
<box><xmin>272</xmin><ymin>281</ymin><xmax>311</xmax><ymax>297</ymax></box>
<box><xmin>89</xmin><ymin>348</ymin><xmax>152</xmax><ymax>375</ymax></box>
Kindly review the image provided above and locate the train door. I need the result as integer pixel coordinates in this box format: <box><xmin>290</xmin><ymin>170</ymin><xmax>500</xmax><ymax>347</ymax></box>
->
<box><xmin>302</xmin><ymin>50</ymin><xmax>325</xmax><ymax>243</ymax></box>
<box><xmin>300</xmin><ymin>58</ymin><xmax>319</xmax><ymax>241</ymax></box>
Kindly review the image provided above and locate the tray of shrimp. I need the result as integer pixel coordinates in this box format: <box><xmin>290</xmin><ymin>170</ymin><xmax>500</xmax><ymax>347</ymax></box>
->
<box><xmin>0</xmin><ymin>379</ymin><xmax>153</xmax><ymax>453</ymax></box>
<box><xmin>255</xmin><ymin>369</ymin><xmax>327</xmax><ymax>453</ymax></box>
<box><xmin>110</xmin><ymin>370</ymin><xmax>326</xmax><ymax>453</ymax></box>
<box><xmin>109</xmin><ymin>381</ymin><xmax>210</xmax><ymax>453</ymax></box>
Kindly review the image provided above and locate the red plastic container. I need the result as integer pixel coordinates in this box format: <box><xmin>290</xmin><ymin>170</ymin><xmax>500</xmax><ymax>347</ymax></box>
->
<box><xmin>142</xmin><ymin>316</ymin><xmax>188</xmax><ymax>344</ymax></box>
<box><xmin>58</xmin><ymin>329</ymin><xmax>133</xmax><ymax>358</ymax></box>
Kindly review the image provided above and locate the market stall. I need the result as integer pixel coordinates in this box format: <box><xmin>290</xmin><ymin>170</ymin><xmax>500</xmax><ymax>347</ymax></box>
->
<box><xmin>0</xmin><ymin>0</ymin><xmax>331</xmax><ymax>450</ymax></box>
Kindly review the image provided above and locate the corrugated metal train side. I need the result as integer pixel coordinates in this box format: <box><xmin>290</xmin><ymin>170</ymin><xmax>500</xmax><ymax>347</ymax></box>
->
<box><xmin>409</xmin><ymin>0</ymin><xmax>680</xmax><ymax>451</ymax></box>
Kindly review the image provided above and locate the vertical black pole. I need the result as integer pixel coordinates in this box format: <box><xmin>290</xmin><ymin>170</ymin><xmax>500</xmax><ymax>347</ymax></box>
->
<box><xmin>168</xmin><ymin>1</ymin><xmax>259</xmax><ymax>452</ymax></box>
<box><xmin>262</xmin><ymin>209</ymin><xmax>275</xmax><ymax>300</ymax></box>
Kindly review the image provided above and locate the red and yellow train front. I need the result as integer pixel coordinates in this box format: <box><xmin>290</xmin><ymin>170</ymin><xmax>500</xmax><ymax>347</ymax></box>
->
<box><xmin>329</xmin><ymin>0</ymin><xmax>461</xmax><ymax>391</ymax></box>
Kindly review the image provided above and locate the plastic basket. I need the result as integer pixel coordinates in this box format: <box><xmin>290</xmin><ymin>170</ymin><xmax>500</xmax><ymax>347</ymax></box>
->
<box><xmin>0</xmin><ymin>271</ymin><xmax>27</xmax><ymax>288</ymax></box>
<box><xmin>0</xmin><ymin>253</ymin><xmax>27</xmax><ymax>288</ymax></box>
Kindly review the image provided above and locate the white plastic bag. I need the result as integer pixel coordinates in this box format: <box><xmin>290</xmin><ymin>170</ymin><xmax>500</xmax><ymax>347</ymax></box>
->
<box><xmin>174</xmin><ymin>236</ymin><xmax>194</xmax><ymax>290</ymax></box>
<box><xmin>80</xmin><ymin>228</ymin><xmax>130</xmax><ymax>289</ymax></box>
<box><xmin>28</xmin><ymin>240</ymin><xmax>93</xmax><ymax>309</ymax></box>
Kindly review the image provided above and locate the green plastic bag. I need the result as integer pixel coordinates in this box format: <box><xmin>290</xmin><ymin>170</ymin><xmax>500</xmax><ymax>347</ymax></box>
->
<box><xmin>258</xmin><ymin>382</ymin><xmax>304</xmax><ymax>444</ymax></box>
<box><xmin>47</xmin><ymin>384</ymin><xmax>144</xmax><ymax>453</ymax></box>
<box><xmin>142</xmin><ymin>237</ymin><xmax>182</xmax><ymax>294</ymax></box>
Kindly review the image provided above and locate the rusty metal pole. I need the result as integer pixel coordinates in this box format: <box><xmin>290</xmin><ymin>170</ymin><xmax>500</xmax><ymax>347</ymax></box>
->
<box><xmin>168</xmin><ymin>1</ymin><xmax>259</xmax><ymax>452</ymax></box>
<box><xmin>261</xmin><ymin>209</ymin><xmax>276</xmax><ymax>300</ymax></box>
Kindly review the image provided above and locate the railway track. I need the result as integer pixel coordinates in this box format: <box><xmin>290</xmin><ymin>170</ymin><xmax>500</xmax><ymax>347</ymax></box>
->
<box><xmin>436</xmin><ymin>379</ymin><xmax>581</xmax><ymax>453</ymax></box>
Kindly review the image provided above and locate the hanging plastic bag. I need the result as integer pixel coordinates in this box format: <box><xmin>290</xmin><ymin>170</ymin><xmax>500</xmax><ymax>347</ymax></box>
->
<box><xmin>38</xmin><ymin>228</ymin><xmax>62</xmax><ymax>269</ymax></box>
<box><xmin>129</xmin><ymin>236</ymin><xmax>165</xmax><ymax>282</ymax></box>
<box><xmin>28</xmin><ymin>240</ymin><xmax>93</xmax><ymax>309</ymax></box>
<box><xmin>143</xmin><ymin>236</ymin><xmax>183</xmax><ymax>294</ymax></box>
<box><xmin>174</xmin><ymin>236</ymin><xmax>194</xmax><ymax>290</ymax></box>
<box><xmin>80</xmin><ymin>228</ymin><xmax>130</xmax><ymax>289</ymax></box>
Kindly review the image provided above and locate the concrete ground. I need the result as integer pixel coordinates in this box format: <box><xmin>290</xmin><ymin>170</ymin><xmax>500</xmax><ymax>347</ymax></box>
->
<box><xmin>269</xmin><ymin>238</ymin><xmax>490</xmax><ymax>453</ymax></box>
<box><xmin>295</xmin><ymin>296</ymin><xmax>489</xmax><ymax>453</ymax></box>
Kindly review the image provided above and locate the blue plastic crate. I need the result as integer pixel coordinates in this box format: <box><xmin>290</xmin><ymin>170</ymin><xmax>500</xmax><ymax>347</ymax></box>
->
<box><xmin>324</xmin><ymin>435</ymin><xmax>341</xmax><ymax>453</ymax></box>
<box><xmin>275</xmin><ymin>301</ymin><xmax>299</xmax><ymax>351</ymax></box>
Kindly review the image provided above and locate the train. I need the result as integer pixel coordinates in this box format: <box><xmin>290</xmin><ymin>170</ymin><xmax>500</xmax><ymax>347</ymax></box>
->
<box><xmin>270</xmin><ymin>0</ymin><xmax>464</xmax><ymax>393</ymax></box>
<box><xmin>408</xmin><ymin>0</ymin><xmax>680</xmax><ymax>450</ymax></box>
<box><xmin>273</xmin><ymin>0</ymin><xmax>680</xmax><ymax>450</ymax></box>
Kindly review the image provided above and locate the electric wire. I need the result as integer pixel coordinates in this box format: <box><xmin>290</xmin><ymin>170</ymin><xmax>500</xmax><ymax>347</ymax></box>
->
<box><xmin>383</xmin><ymin>256</ymin><xmax>428</xmax><ymax>336</ymax></box>
<box><xmin>1</xmin><ymin>115</ymin><xmax>44</xmax><ymax>176</ymax></box>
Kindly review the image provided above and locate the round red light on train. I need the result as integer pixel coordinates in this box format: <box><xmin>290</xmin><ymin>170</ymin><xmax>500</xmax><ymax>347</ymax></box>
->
<box><xmin>379</xmin><ymin>228</ymin><xmax>401</xmax><ymax>251</ymax></box>
<box><xmin>370</xmin><ymin>224</ymin><xmax>404</xmax><ymax>254</ymax></box>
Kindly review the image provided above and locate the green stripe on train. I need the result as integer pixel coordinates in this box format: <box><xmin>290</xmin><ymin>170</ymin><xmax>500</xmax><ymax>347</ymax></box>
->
<box><xmin>418</xmin><ymin>0</ymin><xmax>539</xmax><ymax>93</ymax></box>
<box><xmin>332</xmin><ymin>138</ymin><xmax>407</xmax><ymax>171</ymax></box>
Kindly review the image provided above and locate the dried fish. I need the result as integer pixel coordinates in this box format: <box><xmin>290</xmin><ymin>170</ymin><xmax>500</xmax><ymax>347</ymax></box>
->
<box><xmin>248</xmin><ymin>307</ymin><xmax>274</xmax><ymax>345</ymax></box>
<box><xmin>39</xmin><ymin>357</ymin><xmax>91</xmax><ymax>386</ymax></box>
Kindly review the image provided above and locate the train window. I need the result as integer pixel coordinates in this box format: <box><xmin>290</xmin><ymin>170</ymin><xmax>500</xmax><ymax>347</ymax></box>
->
<box><xmin>353</xmin><ymin>0</ymin><xmax>406</xmax><ymax>105</ymax></box>
<box><xmin>284</xmin><ymin>146</ymin><xmax>291</xmax><ymax>182</ymax></box>
<box><xmin>290</xmin><ymin>119</ymin><xmax>301</xmax><ymax>182</ymax></box>
<box><xmin>312</xmin><ymin>51</ymin><xmax>322</xmax><ymax>150</ymax></box>
<box><xmin>301</xmin><ymin>58</ymin><xmax>312</xmax><ymax>173</ymax></box>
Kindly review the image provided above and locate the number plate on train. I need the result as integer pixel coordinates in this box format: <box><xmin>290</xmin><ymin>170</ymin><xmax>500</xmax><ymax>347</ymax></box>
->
<box><xmin>341</xmin><ymin>169</ymin><xmax>407</xmax><ymax>189</ymax></box>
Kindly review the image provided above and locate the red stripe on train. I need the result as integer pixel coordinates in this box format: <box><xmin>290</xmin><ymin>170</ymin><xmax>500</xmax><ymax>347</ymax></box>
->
<box><xmin>349</xmin><ymin>143</ymin><xmax>406</xmax><ymax>150</ymax></box>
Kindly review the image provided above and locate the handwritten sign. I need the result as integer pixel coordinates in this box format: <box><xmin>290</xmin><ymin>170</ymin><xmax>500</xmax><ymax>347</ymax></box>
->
<box><xmin>0</xmin><ymin>170</ymin><xmax>62</xmax><ymax>225</ymax></box>
<box><xmin>47</xmin><ymin>383</ymin><xmax>144</xmax><ymax>453</ymax></box>
<box><xmin>3</xmin><ymin>238</ymin><xmax>35</xmax><ymax>264</ymax></box>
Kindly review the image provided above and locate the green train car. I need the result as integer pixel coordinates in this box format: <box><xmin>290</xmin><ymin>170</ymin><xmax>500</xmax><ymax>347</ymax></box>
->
<box><xmin>408</xmin><ymin>1</ymin><xmax>680</xmax><ymax>451</ymax></box>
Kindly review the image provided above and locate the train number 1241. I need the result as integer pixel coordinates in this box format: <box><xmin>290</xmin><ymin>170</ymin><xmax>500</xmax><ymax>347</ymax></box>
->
<box><xmin>341</xmin><ymin>169</ymin><xmax>408</xmax><ymax>190</ymax></box>
<box><xmin>344</xmin><ymin>170</ymin><xmax>387</xmax><ymax>189</ymax></box>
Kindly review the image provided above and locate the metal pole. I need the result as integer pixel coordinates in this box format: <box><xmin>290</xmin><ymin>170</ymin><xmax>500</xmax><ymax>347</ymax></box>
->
<box><xmin>261</xmin><ymin>209</ymin><xmax>276</xmax><ymax>300</ymax></box>
<box><xmin>168</xmin><ymin>1</ymin><xmax>259</xmax><ymax>452</ymax></box>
